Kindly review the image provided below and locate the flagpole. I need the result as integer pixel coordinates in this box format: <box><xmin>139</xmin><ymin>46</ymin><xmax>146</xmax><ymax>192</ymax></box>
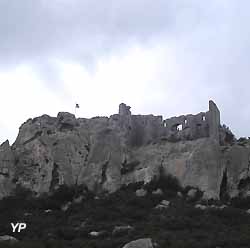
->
<box><xmin>75</xmin><ymin>103</ymin><xmax>80</xmax><ymax>117</ymax></box>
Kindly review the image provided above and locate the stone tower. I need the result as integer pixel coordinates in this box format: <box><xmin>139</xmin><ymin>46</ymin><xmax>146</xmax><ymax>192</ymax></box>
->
<box><xmin>208</xmin><ymin>100</ymin><xmax>220</xmax><ymax>141</ymax></box>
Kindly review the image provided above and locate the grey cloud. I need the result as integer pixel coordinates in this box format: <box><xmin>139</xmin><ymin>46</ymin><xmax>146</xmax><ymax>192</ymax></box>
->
<box><xmin>0</xmin><ymin>0</ymin><xmax>212</xmax><ymax>66</ymax></box>
<box><xmin>1</xmin><ymin>0</ymin><xmax>250</xmax><ymax>139</ymax></box>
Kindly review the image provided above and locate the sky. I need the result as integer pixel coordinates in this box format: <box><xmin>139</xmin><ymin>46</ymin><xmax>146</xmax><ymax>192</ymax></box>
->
<box><xmin>0</xmin><ymin>0</ymin><xmax>250</xmax><ymax>144</ymax></box>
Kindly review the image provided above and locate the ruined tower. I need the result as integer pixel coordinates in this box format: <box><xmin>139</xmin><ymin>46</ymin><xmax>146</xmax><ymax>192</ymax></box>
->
<box><xmin>208</xmin><ymin>100</ymin><xmax>220</xmax><ymax>141</ymax></box>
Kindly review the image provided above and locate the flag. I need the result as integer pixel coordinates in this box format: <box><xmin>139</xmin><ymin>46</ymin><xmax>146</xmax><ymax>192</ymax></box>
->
<box><xmin>75</xmin><ymin>103</ymin><xmax>80</xmax><ymax>108</ymax></box>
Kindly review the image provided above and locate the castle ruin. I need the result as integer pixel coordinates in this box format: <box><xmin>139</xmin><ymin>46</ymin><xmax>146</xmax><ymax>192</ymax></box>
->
<box><xmin>114</xmin><ymin>100</ymin><xmax>221</xmax><ymax>146</ymax></box>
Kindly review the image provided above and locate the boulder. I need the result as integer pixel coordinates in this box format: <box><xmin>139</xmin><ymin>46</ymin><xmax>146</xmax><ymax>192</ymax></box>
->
<box><xmin>187</xmin><ymin>189</ymin><xmax>198</xmax><ymax>199</ymax></box>
<box><xmin>44</xmin><ymin>209</ymin><xmax>52</xmax><ymax>213</ymax></box>
<box><xmin>152</xmin><ymin>189</ymin><xmax>163</xmax><ymax>195</ymax></box>
<box><xmin>89</xmin><ymin>231</ymin><xmax>107</xmax><ymax>238</ymax></box>
<box><xmin>218</xmin><ymin>205</ymin><xmax>227</xmax><ymax>210</ymax></box>
<box><xmin>210</xmin><ymin>204</ymin><xmax>217</xmax><ymax>209</ymax></box>
<box><xmin>195</xmin><ymin>204</ymin><xmax>207</xmax><ymax>210</ymax></box>
<box><xmin>61</xmin><ymin>202</ymin><xmax>71</xmax><ymax>212</ymax></box>
<box><xmin>122</xmin><ymin>238</ymin><xmax>154</xmax><ymax>248</ymax></box>
<box><xmin>89</xmin><ymin>231</ymin><xmax>100</xmax><ymax>237</ymax></box>
<box><xmin>161</xmin><ymin>200</ymin><xmax>170</xmax><ymax>206</ymax></box>
<box><xmin>112</xmin><ymin>225</ymin><xmax>134</xmax><ymax>236</ymax></box>
<box><xmin>24</xmin><ymin>212</ymin><xmax>32</xmax><ymax>216</ymax></box>
<box><xmin>0</xmin><ymin>235</ymin><xmax>18</xmax><ymax>243</ymax></box>
<box><xmin>136</xmin><ymin>189</ymin><xmax>147</xmax><ymax>197</ymax></box>
<box><xmin>195</xmin><ymin>204</ymin><xmax>227</xmax><ymax>210</ymax></box>
<box><xmin>155</xmin><ymin>200</ymin><xmax>170</xmax><ymax>210</ymax></box>
<box><xmin>73</xmin><ymin>195</ymin><xmax>84</xmax><ymax>203</ymax></box>
<box><xmin>177</xmin><ymin>191</ymin><xmax>183</xmax><ymax>197</ymax></box>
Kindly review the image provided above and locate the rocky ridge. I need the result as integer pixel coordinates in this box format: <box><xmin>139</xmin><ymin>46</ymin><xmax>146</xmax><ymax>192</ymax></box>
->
<box><xmin>0</xmin><ymin>101</ymin><xmax>249</xmax><ymax>200</ymax></box>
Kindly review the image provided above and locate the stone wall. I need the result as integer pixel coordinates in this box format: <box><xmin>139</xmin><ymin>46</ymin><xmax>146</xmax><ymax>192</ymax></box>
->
<box><xmin>161</xmin><ymin>100</ymin><xmax>220</xmax><ymax>142</ymax></box>
<box><xmin>162</xmin><ymin>112</ymin><xmax>209</xmax><ymax>141</ymax></box>
<box><xmin>208</xmin><ymin>100</ymin><xmax>220</xmax><ymax>141</ymax></box>
<box><xmin>118</xmin><ymin>100</ymin><xmax>221</xmax><ymax>145</ymax></box>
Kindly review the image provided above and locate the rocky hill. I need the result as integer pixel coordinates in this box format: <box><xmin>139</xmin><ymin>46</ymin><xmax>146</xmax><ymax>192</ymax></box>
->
<box><xmin>0</xmin><ymin>100</ymin><xmax>249</xmax><ymax>201</ymax></box>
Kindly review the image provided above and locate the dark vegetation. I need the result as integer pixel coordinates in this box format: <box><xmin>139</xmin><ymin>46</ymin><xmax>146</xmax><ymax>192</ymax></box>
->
<box><xmin>231</xmin><ymin>196</ymin><xmax>250</xmax><ymax>209</ymax></box>
<box><xmin>237</xmin><ymin>137</ymin><xmax>249</xmax><ymax>146</ymax></box>
<box><xmin>0</xmin><ymin>176</ymin><xmax>250</xmax><ymax>248</ymax></box>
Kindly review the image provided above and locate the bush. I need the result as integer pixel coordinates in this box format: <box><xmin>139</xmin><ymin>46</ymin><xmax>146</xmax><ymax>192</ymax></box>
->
<box><xmin>1</xmin><ymin>181</ymin><xmax>250</xmax><ymax>248</ymax></box>
<box><xmin>144</xmin><ymin>172</ymin><xmax>182</xmax><ymax>196</ymax></box>
<box><xmin>56</xmin><ymin>227</ymin><xmax>77</xmax><ymax>240</ymax></box>
<box><xmin>51</xmin><ymin>185</ymin><xmax>76</xmax><ymax>203</ymax></box>
<box><xmin>231</xmin><ymin>196</ymin><xmax>250</xmax><ymax>209</ymax></box>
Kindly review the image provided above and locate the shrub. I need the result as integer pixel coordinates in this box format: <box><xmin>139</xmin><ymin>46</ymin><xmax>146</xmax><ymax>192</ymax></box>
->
<box><xmin>231</xmin><ymin>196</ymin><xmax>250</xmax><ymax>209</ymax></box>
<box><xmin>56</xmin><ymin>227</ymin><xmax>77</xmax><ymax>240</ymax></box>
<box><xmin>120</xmin><ymin>182</ymin><xmax>144</xmax><ymax>192</ymax></box>
<box><xmin>144</xmin><ymin>171</ymin><xmax>182</xmax><ymax>196</ymax></box>
<box><xmin>238</xmin><ymin>137</ymin><xmax>248</xmax><ymax>146</ymax></box>
<box><xmin>51</xmin><ymin>185</ymin><xmax>75</xmax><ymax>203</ymax></box>
<box><xmin>2</xmin><ymin>179</ymin><xmax>250</xmax><ymax>247</ymax></box>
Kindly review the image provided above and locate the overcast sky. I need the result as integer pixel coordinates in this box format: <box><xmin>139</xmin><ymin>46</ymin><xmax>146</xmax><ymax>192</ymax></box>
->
<box><xmin>0</xmin><ymin>0</ymin><xmax>249</xmax><ymax>144</ymax></box>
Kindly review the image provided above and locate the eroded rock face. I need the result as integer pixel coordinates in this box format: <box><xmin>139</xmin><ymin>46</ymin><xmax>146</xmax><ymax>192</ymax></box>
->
<box><xmin>9</xmin><ymin>112</ymin><xmax>127</xmax><ymax>195</ymax></box>
<box><xmin>221</xmin><ymin>143</ymin><xmax>250</xmax><ymax>198</ymax></box>
<box><xmin>118</xmin><ymin>138</ymin><xmax>224</xmax><ymax>199</ymax></box>
<box><xmin>0</xmin><ymin>102</ymin><xmax>250</xmax><ymax>200</ymax></box>
<box><xmin>0</xmin><ymin>141</ymin><xmax>15</xmax><ymax>197</ymax></box>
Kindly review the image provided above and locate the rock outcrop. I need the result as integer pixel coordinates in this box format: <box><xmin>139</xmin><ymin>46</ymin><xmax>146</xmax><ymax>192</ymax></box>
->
<box><xmin>0</xmin><ymin>100</ymin><xmax>249</xmax><ymax>200</ymax></box>
<box><xmin>0</xmin><ymin>140</ymin><xmax>15</xmax><ymax>197</ymax></box>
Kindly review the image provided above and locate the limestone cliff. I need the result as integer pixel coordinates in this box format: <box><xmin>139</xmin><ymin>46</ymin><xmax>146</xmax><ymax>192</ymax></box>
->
<box><xmin>0</xmin><ymin>101</ymin><xmax>248</xmax><ymax>200</ymax></box>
